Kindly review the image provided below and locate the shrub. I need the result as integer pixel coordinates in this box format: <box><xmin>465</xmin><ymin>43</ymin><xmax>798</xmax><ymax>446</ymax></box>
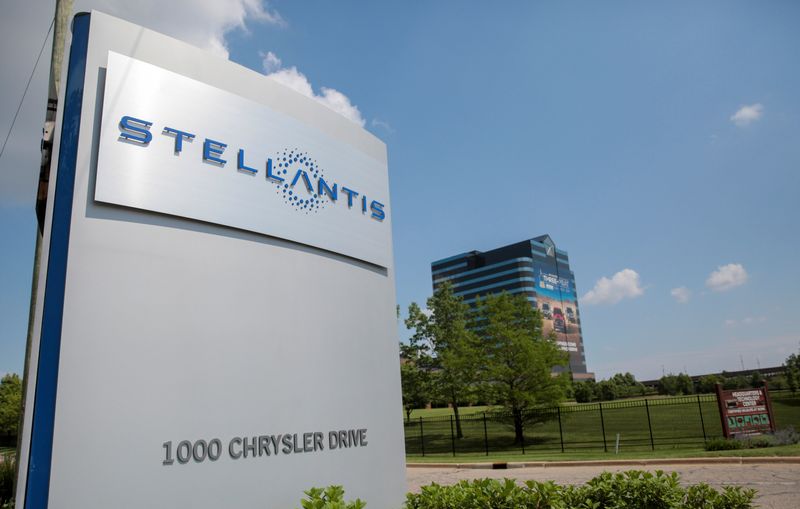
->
<box><xmin>772</xmin><ymin>426</ymin><xmax>800</xmax><ymax>446</ymax></box>
<box><xmin>0</xmin><ymin>453</ymin><xmax>15</xmax><ymax>508</ymax></box>
<box><xmin>403</xmin><ymin>470</ymin><xmax>756</xmax><ymax>509</ymax></box>
<box><xmin>704</xmin><ymin>438</ymin><xmax>744</xmax><ymax>451</ymax></box>
<box><xmin>298</xmin><ymin>486</ymin><xmax>364</xmax><ymax>509</ymax></box>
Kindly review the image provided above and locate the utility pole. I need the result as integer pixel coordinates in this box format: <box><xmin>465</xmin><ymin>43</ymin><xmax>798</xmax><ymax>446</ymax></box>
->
<box><xmin>17</xmin><ymin>0</ymin><xmax>74</xmax><ymax>487</ymax></box>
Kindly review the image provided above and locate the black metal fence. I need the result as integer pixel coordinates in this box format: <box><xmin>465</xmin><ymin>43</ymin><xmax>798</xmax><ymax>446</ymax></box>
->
<box><xmin>404</xmin><ymin>391</ymin><xmax>800</xmax><ymax>457</ymax></box>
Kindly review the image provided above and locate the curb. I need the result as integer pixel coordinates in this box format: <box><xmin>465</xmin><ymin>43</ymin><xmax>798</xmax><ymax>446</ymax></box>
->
<box><xmin>407</xmin><ymin>456</ymin><xmax>800</xmax><ymax>469</ymax></box>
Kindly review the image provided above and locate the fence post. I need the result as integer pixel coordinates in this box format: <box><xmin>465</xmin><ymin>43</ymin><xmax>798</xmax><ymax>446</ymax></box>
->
<box><xmin>557</xmin><ymin>406</ymin><xmax>565</xmax><ymax>453</ymax></box>
<box><xmin>483</xmin><ymin>412</ymin><xmax>489</xmax><ymax>456</ymax></box>
<box><xmin>450</xmin><ymin>415</ymin><xmax>456</xmax><ymax>457</ymax></box>
<box><xmin>599</xmin><ymin>402</ymin><xmax>607</xmax><ymax>452</ymax></box>
<box><xmin>419</xmin><ymin>416</ymin><xmax>425</xmax><ymax>457</ymax></box>
<box><xmin>696</xmin><ymin>394</ymin><xmax>707</xmax><ymax>442</ymax></box>
<box><xmin>644</xmin><ymin>399</ymin><xmax>655</xmax><ymax>451</ymax></box>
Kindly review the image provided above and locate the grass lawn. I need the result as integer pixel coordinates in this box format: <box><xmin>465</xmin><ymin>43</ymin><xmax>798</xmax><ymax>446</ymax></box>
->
<box><xmin>406</xmin><ymin>443</ymin><xmax>800</xmax><ymax>463</ymax></box>
<box><xmin>406</xmin><ymin>406</ymin><xmax>497</xmax><ymax>419</ymax></box>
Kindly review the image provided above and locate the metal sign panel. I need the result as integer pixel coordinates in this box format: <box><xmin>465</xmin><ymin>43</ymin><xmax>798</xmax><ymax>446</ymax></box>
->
<box><xmin>16</xmin><ymin>11</ymin><xmax>405</xmax><ymax>509</ymax></box>
<box><xmin>95</xmin><ymin>52</ymin><xmax>391</xmax><ymax>268</ymax></box>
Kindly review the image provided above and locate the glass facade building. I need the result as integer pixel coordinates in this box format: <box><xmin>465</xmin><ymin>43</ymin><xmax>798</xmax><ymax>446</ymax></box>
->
<box><xmin>431</xmin><ymin>235</ymin><xmax>594</xmax><ymax>380</ymax></box>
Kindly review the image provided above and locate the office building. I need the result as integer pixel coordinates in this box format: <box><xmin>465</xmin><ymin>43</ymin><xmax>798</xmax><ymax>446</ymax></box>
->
<box><xmin>431</xmin><ymin>235</ymin><xmax>594</xmax><ymax>380</ymax></box>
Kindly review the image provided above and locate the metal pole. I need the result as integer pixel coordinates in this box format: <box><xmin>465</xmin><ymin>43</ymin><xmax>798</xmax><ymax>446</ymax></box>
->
<box><xmin>449</xmin><ymin>415</ymin><xmax>456</xmax><ymax>457</ymax></box>
<box><xmin>599</xmin><ymin>402</ymin><xmax>607</xmax><ymax>452</ymax></box>
<box><xmin>645</xmin><ymin>399</ymin><xmax>655</xmax><ymax>451</ymax></box>
<box><xmin>696</xmin><ymin>394</ymin><xmax>707</xmax><ymax>442</ymax></box>
<box><xmin>419</xmin><ymin>416</ymin><xmax>425</xmax><ymax>457</ymax></box>
<box><xmin>557</xmin><ymin>406</ymin><xmax>565</xmax><ymax>453</ymax></box>
<box><xmin>483</xmin><ymin>412</ymin><xmax>489</xmax><ymax>456</ymax></box>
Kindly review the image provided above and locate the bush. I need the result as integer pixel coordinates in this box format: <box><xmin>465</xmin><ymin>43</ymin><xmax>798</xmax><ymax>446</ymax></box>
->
<box><xmin>404</xmin><ymin>470</ymin><xmax>756</xmax><ymax>509</ymax></box>
<box><xmin>0</xmin><ymin>453</ymin><xmax>15</xmax><ymax>508</ymax></box>
<box><xmin>773</xmin><ymin>426</ymin><xmax>800</xmax><ymax>446</ymax></box>
<box><xmin>704</xmin><ymin>438</ymin><xmax>744</xmax><ymax>451</ymax></box>
<box><xmin>298</xmin><ymin>486</ymin><xmax>364</xmax><ymax>509</ymax></box>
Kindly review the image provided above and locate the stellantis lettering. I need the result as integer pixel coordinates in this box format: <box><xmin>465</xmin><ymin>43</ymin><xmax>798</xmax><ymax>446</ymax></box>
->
<box><xmin>118</xmin><ymin>115</ymin><xmax>386</xmax><ymax>221</ymax></box>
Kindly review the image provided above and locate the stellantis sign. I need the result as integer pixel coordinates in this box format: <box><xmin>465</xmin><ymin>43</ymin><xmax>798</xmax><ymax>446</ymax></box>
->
<box><xmin>95</xmin><ymin>51</ymin><xmax>392</xmax><ymax>268</ymax></box>
<box><xmin>16</xmin><ymin>11</ymin><xmax>405</xmax><ymax>509</ymax></box>
<box><xmin>116</xmin><ymin>115</ymin><xmax>386</xmax><ymax>220</ymax></box>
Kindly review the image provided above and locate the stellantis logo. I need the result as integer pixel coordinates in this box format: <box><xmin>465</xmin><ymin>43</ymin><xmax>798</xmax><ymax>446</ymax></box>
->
<box><xmin>117</xmin><ymin>115</ymin><xmax>386</xmax><ymax>221</ymax></box>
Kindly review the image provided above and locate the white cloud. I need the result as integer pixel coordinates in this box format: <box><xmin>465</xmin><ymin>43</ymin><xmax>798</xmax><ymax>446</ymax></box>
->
<box><xmin>730</xmin><ymin>103</ymin><xmax>763</xmax><ymax>127</ymax></box>
<box><xmin>670</xmin><ymin>287</ymin><xmax>691</xmax><ymax>304</ymax></box>
<box><xmin>371</xmin><ymin>118</ymin><xmax>395</xmax><ymax>133</ymax></box>
<box><xmin>582</xmin><ymin>269</ymin><xmax>644</xmax><ymax>306</ymax></box>
<box><xmin>80</xmin><ymin>0</ymin><xmax>286</xmax><ymax>59</ymax></box>
<box><xmin>725</xmin><ymin>316</ymin><xmax>766</xmax><ymax>327</ymax></box>
<box><xmin>263</xmin><ymin>53</ymin><xmax>365</xmax><ymax>127</ymax></box>
<box><xmin>260</xmin><ymin>50</ymin><xmax>282</xmax><ymax>73</ymax></box>
<box><xmin>706</xmin><ymin>263</ymin><xmax>748</xmax><ymax>292</ymax></box>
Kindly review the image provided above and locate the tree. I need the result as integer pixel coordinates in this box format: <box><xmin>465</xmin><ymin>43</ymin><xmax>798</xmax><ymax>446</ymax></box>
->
<box><xmin>676</xmin><ymin>373</ymin><xmax>694</xmax><ymax>395</ymax></box>
<box><xmin>597</xmin><ymin>380</ymin><xmax>620</xmax><ymax>401</ymax></box>
<box><xmin>785</xmin><ymin>352</ymin><xmax>800</xmax><ymax>394</ymax></box>
<box><xmin>573</xmin><ymin>380</ymin><xmax>596</xmax><ymax>403</ymax></box>
<box><xmin>399</xmin><ymin>343</ymin><xmax>432</xmax><ymax>422</ymax></box>
<box><xmin>474</xmin><ymin>292</ymin><xmax>568</xmax><ymax>445</ymax></box>
<box><xmin>405</xmin><ymin>281</ymin><xmax>479</xmax><ymax>438</ymax></box>
<box><xmin>0</xmin><ymin>373</ymin><xmax>22</xmax><ymax>436</ymax></box>
<box><xmin>698</xmin><ymin>374</ymin><xmax>723</xmax><ymax>394</ymax></box>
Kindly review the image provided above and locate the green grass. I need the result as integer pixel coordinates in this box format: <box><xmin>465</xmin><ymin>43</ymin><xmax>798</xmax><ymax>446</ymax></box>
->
<box><xmin>406</xmin><ymin>443</ymin><xmax>800</xmax><ymax>463</ymax></box>
<box><xmin>407</xmin><ymin>406</ymin><xmax>497</xmax><ymax>419</ymax></box>
<box><xmin>404</xmin><ymin>391</ymin><xmax>800</xmax><ymax>457</ymax></box>
<box><xmin>0</xmin><ymin>448</ymin><xmax>12</xmax><ymax>457</ymax></box>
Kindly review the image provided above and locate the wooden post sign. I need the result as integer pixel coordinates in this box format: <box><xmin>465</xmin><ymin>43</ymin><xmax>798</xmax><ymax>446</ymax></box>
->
<box><xmin>714</xmin><ymin>383</ymin><xmax>776</xmax><ymax>438</ymax></box>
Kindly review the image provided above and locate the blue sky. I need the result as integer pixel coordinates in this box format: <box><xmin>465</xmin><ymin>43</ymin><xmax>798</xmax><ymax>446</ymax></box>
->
<box><xmin>1</xmin><ymin>0</ymin><xmax>799</xmax><ymax>380</ymax></box>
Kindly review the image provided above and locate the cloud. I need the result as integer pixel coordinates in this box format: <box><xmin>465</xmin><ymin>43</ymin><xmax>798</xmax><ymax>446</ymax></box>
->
<box><xmin>670</xmin><ymin>287</ymin><xmax>691</xmax><ymax>304</ymax></box>
<box><xmin>706</xmin><ymin>263</ymin><xmax>748</xmax><ymax>292</ymax></box>
<box><xmin>371</xmin><ymin>118</ymin><xmax>394</xmax><ymax>133</ymax></box>
<box><xmin>262</xmin><ymin>52</ymin><xmax>365</xmax><ymax>127</ymax></box>
<box><xmin>725</xmin><ymin>316</ymin><xmax>765</xmax><ymax>327</ymax></box>
<box><xmin>730</xmin><ymin>103</ymin><xmax>763</xmax><ymax>127</ymax></box>
<box><xmin>260</xmin><ymin>50</ymin><xmax>282</xmax><ymax>74</ymax></box>
<box><xmin>83</xmin><ymin>0</ymin><xmax>286</xmax><ymax>59</ymax></box>
<box><xmin>582</xmin><ymin>269</ymin><xmax>644</xmax><ymax>306</ymax></box>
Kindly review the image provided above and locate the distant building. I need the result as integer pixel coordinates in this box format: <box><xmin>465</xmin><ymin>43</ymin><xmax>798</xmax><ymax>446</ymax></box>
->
<box><xmin>431</xmin><ymin>235</ymin><xmax>594</xmax><ymax>380</ymax></box>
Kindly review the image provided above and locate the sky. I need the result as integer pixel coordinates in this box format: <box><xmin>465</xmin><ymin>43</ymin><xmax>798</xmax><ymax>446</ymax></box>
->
<box><xmin>1</xmin><ymin>0</ymin><xmax>799</xmax><ymax>381</ymax></box>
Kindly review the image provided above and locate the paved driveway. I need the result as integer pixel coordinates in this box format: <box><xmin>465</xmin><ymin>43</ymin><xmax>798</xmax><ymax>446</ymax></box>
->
<box><xmin>407</xmin><ymin>462</ymin><xmax>800</xmax><ymax>509</ymax></box>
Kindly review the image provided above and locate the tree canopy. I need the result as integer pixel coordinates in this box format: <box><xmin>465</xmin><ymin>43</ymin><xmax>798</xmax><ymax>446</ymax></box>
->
<box><xmin>473</xmin><ymin>292</ymin><xmax>568</xmax><ymax>444</ymax></box>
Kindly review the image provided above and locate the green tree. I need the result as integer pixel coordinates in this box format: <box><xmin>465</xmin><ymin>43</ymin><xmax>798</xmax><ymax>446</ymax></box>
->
<box><xmin>0</xmin><ymin>373</ymin><xmax>22</xmax><ymax>436</ymax></box>
<box><xmin>399</xmin><ymin>343</ymin><xmax>432</xmax><ymax>422</ymax></box>
<box><xmin>697</xmin><ymin>374</ymin><xmax>723</xmax><ymax>394</ymax></box>
<box><xmin>573</xmin><ymin>380</ymin><xmax>596</xmax><ymax>403</ymax></box>
<box><xmin>676</xmin><ymin>373</ymin><xmax>694</xmax><ymax>395</ymax></box>
<box><xmin>474</xmin><ymin>292</ymin><xmax>568</xmax><ymax>445</ymax></box>
<box><xmin>597</xmin><ymin>380</ymin><xmax>620</xmax><ymax>401</ymax></box>
<box><xmin>658</xmin><ymin>374</ymin><xmax>680</xmax><ymax>396</ymax></box>
<box><xmin>785</xmin><ymin>352</ymin><xmax>800</xmax><ymax>394</ymax></box>
<box><xmin>405</xmin><ymin>281</ymin><xmax>479</xmax><ymax>438</ymax></box>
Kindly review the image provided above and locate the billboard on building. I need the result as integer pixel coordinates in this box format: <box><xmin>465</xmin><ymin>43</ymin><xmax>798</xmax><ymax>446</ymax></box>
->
<box><xmin>534</xmin><ymin>267</ymin><xmax>581</xmax><ymax>355</ymax></box>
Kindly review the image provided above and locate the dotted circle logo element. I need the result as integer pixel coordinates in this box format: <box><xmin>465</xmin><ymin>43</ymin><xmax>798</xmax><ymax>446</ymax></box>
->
<box><xmin>270</xmin><ymin>148</ymin><xmax>327</xmax><ymax>215</ymax></box>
